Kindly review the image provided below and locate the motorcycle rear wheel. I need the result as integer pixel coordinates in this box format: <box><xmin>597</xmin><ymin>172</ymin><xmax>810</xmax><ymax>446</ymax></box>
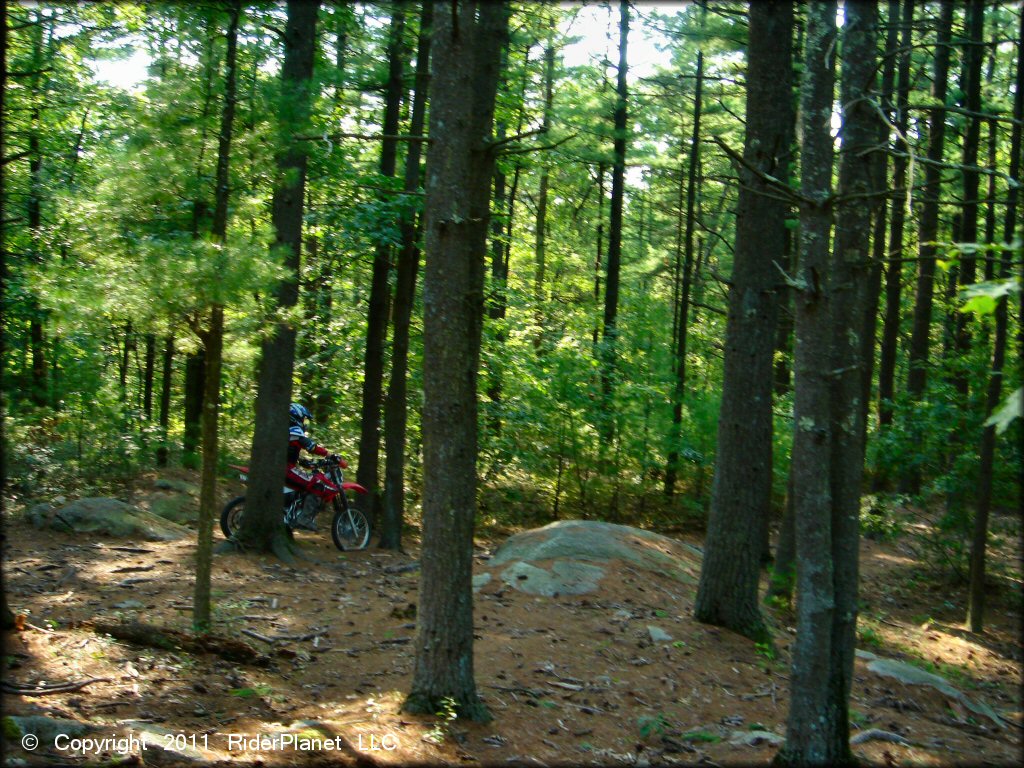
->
<box><xmin>220</xmin><ymin>496</ymin><xmax>293</xmax><ymax>541</ymax></box>
<box><xmin>331</xmin><ymin>498</ymin><xmax>370</xmax><ymax>551</ymax></box>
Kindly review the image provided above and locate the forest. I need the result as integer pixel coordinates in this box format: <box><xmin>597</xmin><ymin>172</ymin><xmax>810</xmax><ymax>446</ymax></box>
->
<box><xmin>1</xmin><ymin>1</ymin><xmax>1022</xmax><ymax>766</ymax></box>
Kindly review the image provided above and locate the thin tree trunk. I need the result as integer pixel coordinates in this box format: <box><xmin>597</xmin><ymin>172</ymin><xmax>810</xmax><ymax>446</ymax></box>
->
<box><xmin>194</xmin><ymin>0</ymin><xmax>241</xmax><ymax>633</ymax></box>
<box><xmin>183</xmin><ymin>350</ymin><xmax>205</xmax><ymax>469</ymax></box>
<box><xmin>381</xmin><ymin>0</ymin><xmax>433</xmax><ymax>551</ymax></box>
<box><xmin>157</xmin><ymin>336</ymin><xmax>173</xmax><ymax>467</ymax></box>
<box><xmin>532</xmin><ymin>37</ymin><xmax>555</xmax><ymax>349</ymax></box>
<box><xmin>825</xmin><ymin>0</ymin><xmax>878</xmax><ymax>752</ymax></box>
<box><xmin>665</xmin><ymin>11</ymin><xmax>704</xmax><ymax>498</ymax></box>
<box><xmin>903</xmin><ymin>0</ymin><xmax>953</xmax><ymax>492</ymax></box>
<box><xmin>235</xmin><ymin>0</ymin><xmax>319</xmax><ymax>558</ymax></box>
<box><xmin>968</xmin><ymin>8</ymin><xmax>1022</xmax><ymax>633</ymax></box>
<box><xmin>27</xmin><ymin>14</ymin><xmax>47</xmax><ymax>407</ymax></box>
<box><xmin>593</xmin><ymin>162</ymin><xmax>605</xmax><ymax>348</ymax></box>
<box><xmin>694</xmin><ymin>0</ymin><xmax>792</xmax><ymax>643</ymax></box>
<box><xmin>777</xmin><ymin>1</ymin><xmax>838</xmax><ymax>762</ymax></box>
<box><xmin>860</xmin><ymin>0</ymin><xmax>899</xmax><ymax>445</ymax></box>
<box><xmin>599</xmin><ymin>0</ymin><xmax>629</xmax><ymax>444</ymax></box>
<box><xmin>403</xmin><ymin>0</ymin><xmax>508</xmax><ymax>724</ymax></box>
<box><xmin>1</xmin><ymin>0</ymin><xmax>15</xmax><ymax>630</ymax></box>
<box><xmin>357</xmin><ymin>5</ymin><xmax>407</xmax><ymax>528</ymax></box>
<box><xmin>877</xmin><ymin>0</ymin><xmax>914</xmax><ymax>432</ymax></box>
<box><xmin>950</xmin><ymin>0</ymin><xmax>985</xmax><ymax>383</ymax></box>
<box><xmin>143</xmin><ymin>334</ymin><xmax>156</xmax><ymax>421</ymax></box>
<box><xmin>485</xmin><ymin>119</ymin><xmax>508</xmax><ymax>432</ymax></box>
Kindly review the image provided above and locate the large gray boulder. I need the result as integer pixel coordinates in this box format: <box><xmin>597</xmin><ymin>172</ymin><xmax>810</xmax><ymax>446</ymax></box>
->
<box><xmin>856</xmin><ymin>650</ymin><xmax>1005</xmax><ymax>728</ymax></box>
<box><xmin>485</xmin><ymin>520</ymin><xmax>703</xmax><ymax>597</ymax></box>
<box><xmin>27</xmin><ymin>498</ymin><xmax>190</xmax><ymax>541</ymax></box>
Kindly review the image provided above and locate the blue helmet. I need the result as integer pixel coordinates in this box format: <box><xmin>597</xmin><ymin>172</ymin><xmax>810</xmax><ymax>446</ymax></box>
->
<box><xmin>289</xmin><ymin>403</ymin><xmax>312</xmax><ymax>427</ymax></box>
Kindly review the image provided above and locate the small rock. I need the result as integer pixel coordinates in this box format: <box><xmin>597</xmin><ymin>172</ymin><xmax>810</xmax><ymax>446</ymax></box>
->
<box><xmin>647</xmin><ymin>625</ymin><xmax>673</xmax><ymax>643</ymax></box>
<box><xmin>729</xmin><ymin>730</ymin><xmax>785</xmax><ymax>747</ymax></box>
<box><xmin>112</xmin><ymin>600</ymin><xmax>145</xmax><ymax>610</ymax></box>
<box><xmin>472</xmin><ymin>573</ymin><xmax>492</xmax><ymax>593</ymax></box>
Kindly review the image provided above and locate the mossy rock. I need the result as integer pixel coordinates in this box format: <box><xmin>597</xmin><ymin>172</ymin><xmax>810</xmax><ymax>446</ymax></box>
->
<box><xmin>26</xmin><ymin>498</ymin><xmax>190</xmax><ymax>541</ymax></box>
<box><xmin>148</xmin><ymin>493</ymin><xmax>197</xmax><ymax>524</ymax></box>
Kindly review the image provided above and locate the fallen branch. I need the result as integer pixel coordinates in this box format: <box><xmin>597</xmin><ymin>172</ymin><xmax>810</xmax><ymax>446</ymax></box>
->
<box><xmin>80</xmin><ymin>620</ymin><xmax>269</xmax><ymax>666</ymax></box>
<box><xmin>850</xmin><ymin>728</ymin><xmax>911</xmax><ymax>746</ymax></box>
<box><xmin>2</xmin><ymin>677</ymin><xmax>111</xmax><ymax>695</ymax></box>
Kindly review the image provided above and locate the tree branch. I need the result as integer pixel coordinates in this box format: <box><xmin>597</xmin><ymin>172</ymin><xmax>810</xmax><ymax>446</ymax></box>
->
<box><xmin>712</xmin><ymin>136</ymin><xmax>813</xmax><ymax>205</ymax></box>
<box><xmin>498</xmin><ymin>132</ymin><xmax>578</xmax><ymax>157</ymax></box>
<box><xmin>295</xmin><ymin>132</ymin><xmax>432</xmax><ymax>144</ymax></box>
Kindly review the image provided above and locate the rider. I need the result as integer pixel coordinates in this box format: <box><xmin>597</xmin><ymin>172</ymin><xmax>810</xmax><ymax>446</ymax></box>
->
<box><xmin>287</xmin><ymin>403</ymin><xmax>343</xmax><ymax>528</ymax></box>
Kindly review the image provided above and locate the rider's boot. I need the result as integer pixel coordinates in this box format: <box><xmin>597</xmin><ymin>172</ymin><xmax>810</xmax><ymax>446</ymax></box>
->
<box><xmin>292</xmin><ymin>494</ymin><xmax>320</xmax><ymax>531</ymax></box>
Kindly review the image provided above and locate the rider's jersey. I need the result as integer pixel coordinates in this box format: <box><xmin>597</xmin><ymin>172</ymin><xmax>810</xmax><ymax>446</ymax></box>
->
<box><xmin>287</xmin><ymin>425</ymin><xmax>328</xmax><ymax>467</ymax></box>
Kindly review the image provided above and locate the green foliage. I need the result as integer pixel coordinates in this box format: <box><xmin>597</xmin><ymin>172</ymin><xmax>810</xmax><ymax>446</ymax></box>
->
<box><xmin>637</xmin><ymin>712</ymin><xmax>671</xmax><ymax>740</ymax></box>
<box><xmin>422</xmin><ymin>697</ymin><xmax>458</xmax><ymax>745</ymax></box>
<box><xmin>859</xmin><ymin>494</ymin><xmax>907</xmax><ymax>542</ymax></box>
<box><xmin>681</xmin><ymin>730</ymin><xmax>722</xmax><ymax>744</ymax></box>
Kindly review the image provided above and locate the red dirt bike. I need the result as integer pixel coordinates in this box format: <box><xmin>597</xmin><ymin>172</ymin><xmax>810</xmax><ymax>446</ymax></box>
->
<box><xmin>221</xmin><ymin>455</ymin><xmax>371</xmax><ymax>550</ymax></box>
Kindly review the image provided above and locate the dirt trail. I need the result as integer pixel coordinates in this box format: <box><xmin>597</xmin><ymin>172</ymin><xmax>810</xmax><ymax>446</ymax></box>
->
<box><xmin>3</xmin><ymin>475</ymin><xmax>1021</xmax><ymax>766</ymax></box>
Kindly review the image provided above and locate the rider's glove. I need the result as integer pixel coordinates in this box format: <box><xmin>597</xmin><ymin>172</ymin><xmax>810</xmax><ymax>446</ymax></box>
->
<box><xmin>329</xmin><ymin>453</ymin><xmax>348</xmax><ymax>469</ymax></box>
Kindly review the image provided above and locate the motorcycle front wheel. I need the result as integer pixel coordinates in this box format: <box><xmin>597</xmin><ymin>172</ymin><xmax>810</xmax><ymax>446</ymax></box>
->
<box><xmin>331</xmin><ymin>497</ymin><xmax>370</xmax><ymax>551</ymax></box>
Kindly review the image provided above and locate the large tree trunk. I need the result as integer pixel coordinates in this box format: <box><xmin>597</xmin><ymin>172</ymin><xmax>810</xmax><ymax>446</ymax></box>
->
<box><xmin>403</xmin><ymin>0</ymin><xmax>508</xmax><ymax>724</ymax></box>
<box><xmin>694</xmin><ymin>0</ymin><xmax>793</xmax><ymax>644</ymax></box>
<box><xmin>380</xmin><ymin>0</ymin><xmax>433</xmax><ymax>551</ymax></box>
<box><xmin>356</xmin><ymin>5</ymin><xmax>406</xmax><ymax>528</ymax></box>
<box><xmin>778</xmin><ymin>3</ymin><xmax>878</xmax><ymax>762</ymax></box>
<box><xmin>194</xmin><ymin>0</ymin><xmax>241</xmax><ymax>633</ymax></box>
<box><xmin>968</xmin><ymin>8</ymin><xmax>1022</xmax><ymax>633</ymax></box>
<box><xmin>598</xmin><ymin>0</ymin><xmax>629</xmax><ymax>443</ymax></box>
<box><xmin>234</xmin><ymin>0</ymin><xmax>319</xmax><ymax>558</ymax></box>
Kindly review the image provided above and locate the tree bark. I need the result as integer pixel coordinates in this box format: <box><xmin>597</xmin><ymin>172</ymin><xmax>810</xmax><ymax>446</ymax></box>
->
<box><xmin>357</xmin><ymin>4</ymin><xmax>407</xmax><ymax>529</ymax></box>
<box><xmin>825</xmin><ymin>0</ymin><xmax>878</xmax><ymax>753</ymax></box>
<box><xmin>403</xmin><ymin>0</ymin><xmax>508</xmax><ymax>724</ymax></box>
<box><xmin>778</xmin><ymin>3</ymin><xmax>878</xmax><ymax>762</ymax></box>
<box><xmin>380</xmin><ymin>0</ymin><xmax>433</xmax><ymax>551</ymax></box>
<box><xmin>235</xmin><ymin>0</ymin><xmax>319</xmax><ymax>557</ymax></box>
<box><xmin>694</xmin><ymin>0</ymin><xmax>793</xmax><ymax>644</ymax></box>
<box><xmin>776</xmin><ymin>1</ymin><xmax>838</xmax><ymax>762</ymax></box>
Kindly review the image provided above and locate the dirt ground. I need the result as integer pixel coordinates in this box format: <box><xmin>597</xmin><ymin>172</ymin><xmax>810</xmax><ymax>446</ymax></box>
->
<box><xmin>3</xmin><ymin>471</ymin><xmax>1022</xmax><ymax>766</ymax></box>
